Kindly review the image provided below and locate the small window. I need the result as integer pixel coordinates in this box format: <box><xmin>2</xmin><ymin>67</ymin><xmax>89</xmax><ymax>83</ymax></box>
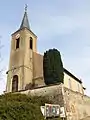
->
<box><xmin>68</xmin><ymin>79</ymin><xmax>71</xmax><ymax>89</ymax></box>
<box><xmin>30</xmin><ymin>37</ymin><xmax>33</xmax><ymax>49</ymax></box>
<box><xmin>78</xmin><ymin>84</ymin><xmax>80</xmax><ymax>92</ymax></box>
<box><xmin>16</xmin><ymin>37</ymin><xmax>20</xmax><ymax>49</ymax></box>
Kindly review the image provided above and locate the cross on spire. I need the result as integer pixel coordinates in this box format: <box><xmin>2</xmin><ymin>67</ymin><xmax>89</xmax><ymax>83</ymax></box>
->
<box><xmin>25</xmin><ymin>4</ymin><xmax>28</xmax><ymax>12</ymax></box>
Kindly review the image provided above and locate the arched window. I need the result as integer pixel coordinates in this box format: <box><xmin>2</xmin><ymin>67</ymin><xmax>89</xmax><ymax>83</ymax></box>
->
<box><xmin>16</xmin><ymin>37</ymin><xmax>20</xmax><ymax>49</ymax></box>
<box><xmin>12</xmin><ymin>75</ymin><xmax>18</xmax><ymax>92</ymax></box>
<box><xmin>30</xmin><ymin>37</ymin><xmax>33</xmax><ymax>49</ymax></box>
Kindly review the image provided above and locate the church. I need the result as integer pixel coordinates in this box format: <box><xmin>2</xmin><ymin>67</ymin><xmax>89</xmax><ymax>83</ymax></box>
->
<box><xmin>6</xmin><ymin>7</ymin><xmax>85</xmax><ymax>95</ymax></box>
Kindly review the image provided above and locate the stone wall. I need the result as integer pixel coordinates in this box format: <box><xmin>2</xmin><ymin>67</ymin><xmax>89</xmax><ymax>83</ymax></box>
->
<box><xmin>21</xmin><ymin>84</ymin><xmax>64</xmax><ymax>107</ymax></box>
<box><xmin>20</xmin><ymin>84</ymin><xmax>90</xmax><ymax>120</ymax></box>
<box><xmin>64</xmin><ymin>87</ymin><xmax>90</xmax><ymax>120</ymax></box>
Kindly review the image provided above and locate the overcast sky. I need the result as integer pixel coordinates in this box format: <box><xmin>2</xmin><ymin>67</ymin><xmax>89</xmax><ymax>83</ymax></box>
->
<box><xmin>0</xmin><ymin>0</ymin><xmax>90</xmax><ymax>96</ymax></box>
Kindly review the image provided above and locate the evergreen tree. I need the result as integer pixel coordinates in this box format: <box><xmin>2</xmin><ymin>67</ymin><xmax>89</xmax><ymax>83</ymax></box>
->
<box><xmin>43</xmin><ymin>48</ymin><xmax>64</xmax><ymax>85</ymax></box>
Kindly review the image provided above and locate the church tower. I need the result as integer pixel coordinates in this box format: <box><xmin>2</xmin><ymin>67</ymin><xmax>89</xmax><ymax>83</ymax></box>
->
<box><xmin>6</xmin><ymin>6</ymin><xmax>37</xmax><ymax>93</ymax></box>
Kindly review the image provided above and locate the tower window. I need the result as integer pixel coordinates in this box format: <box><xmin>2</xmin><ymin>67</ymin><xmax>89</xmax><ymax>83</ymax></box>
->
<box><xmin>16</xmin><ymin>37</ymin><xmax>20</xmax><ymax>49</ymax></box>
<box><xmin>30</xmin><ymin>37</ymin><xmax>33</xmax><ymax>49</ymax></box>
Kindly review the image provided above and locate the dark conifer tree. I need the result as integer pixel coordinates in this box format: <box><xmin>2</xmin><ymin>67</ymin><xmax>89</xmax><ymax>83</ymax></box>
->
<box><xmin>43</xmin><ymin>48</ymin><xmax>64</xmax><ymax>85</ymax></box>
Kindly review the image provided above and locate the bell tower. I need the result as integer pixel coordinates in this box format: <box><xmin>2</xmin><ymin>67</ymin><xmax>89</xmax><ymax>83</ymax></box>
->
<box><xmin>6</xmin><ymin>6</ymin><xmax>37</xmax><ymax>92</ymax></box>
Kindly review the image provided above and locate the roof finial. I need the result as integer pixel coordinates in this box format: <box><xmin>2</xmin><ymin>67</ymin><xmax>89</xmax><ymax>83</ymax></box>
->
<box><xmin>25</xmin><ymin>4</ymin><xmax>28</xmax><ymax>12</ymax></box>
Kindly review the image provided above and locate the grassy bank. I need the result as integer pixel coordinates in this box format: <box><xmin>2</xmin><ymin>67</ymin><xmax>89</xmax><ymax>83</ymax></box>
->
<box><xmin>0</xmin><ymin>93</ymin><xmax>62</xmax><ymax>120</ymax></box>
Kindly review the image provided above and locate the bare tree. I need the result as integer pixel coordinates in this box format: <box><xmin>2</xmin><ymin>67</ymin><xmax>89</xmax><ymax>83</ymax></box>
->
<box><xmin>0</xmin><ymin>36</ymin><xmax>4</xmax><ymax>80</ymax></box>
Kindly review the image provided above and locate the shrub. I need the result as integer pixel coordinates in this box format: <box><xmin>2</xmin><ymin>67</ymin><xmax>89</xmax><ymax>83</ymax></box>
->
<box><xmin>0</xmin><ymin>93</ymin><xmax>62</xmax><ymax>120</ymax></box>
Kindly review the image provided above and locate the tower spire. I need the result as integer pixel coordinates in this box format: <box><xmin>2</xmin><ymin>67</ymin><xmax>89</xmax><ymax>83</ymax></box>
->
<box><xmin>20</xmin><ymin>4</ymin><xmax>30</xmax><ymax>30</ymax></box>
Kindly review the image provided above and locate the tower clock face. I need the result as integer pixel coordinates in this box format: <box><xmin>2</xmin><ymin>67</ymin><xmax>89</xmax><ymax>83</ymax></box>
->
<box><xmin>16</xmin><ymin>34</ymin><xmax>20</xmax><ymax>38</ymax></box>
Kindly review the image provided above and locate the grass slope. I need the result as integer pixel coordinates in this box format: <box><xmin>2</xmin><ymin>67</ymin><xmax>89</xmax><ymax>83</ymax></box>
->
<box><xmin>0</xmin><ymin>93</ymin><xmax>62</xmax><ymax>120</ymax></box>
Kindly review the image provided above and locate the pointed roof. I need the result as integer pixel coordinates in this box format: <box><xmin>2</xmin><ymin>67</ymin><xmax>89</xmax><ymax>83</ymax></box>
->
<box><xmin>20</xmin><ymin>5</ymin><xmax>30</xmax><ymax>30</ymax></box>
<box><xmin>12</xmin><ymin>5</ymin><xmax>37</xmax><ymax>37</ymax></box>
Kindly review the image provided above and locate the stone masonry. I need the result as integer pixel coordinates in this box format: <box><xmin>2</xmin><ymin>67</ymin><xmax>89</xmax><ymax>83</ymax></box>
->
<box><xmin>20</xmin><ymin>83</ymin><xmax>90</xmax><ymax>120</ymax></box>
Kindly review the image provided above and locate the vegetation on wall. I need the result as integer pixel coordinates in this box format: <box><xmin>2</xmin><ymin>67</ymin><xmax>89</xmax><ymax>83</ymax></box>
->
<box><xmin>0</xmin><ymin>93</ymin><xmax>62</xmax><ymax>120</ymax></box>
<box><xmin>43</xmin><ymin>48</ymin><xmax>64</xmax><ymax>85</ymax></box>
